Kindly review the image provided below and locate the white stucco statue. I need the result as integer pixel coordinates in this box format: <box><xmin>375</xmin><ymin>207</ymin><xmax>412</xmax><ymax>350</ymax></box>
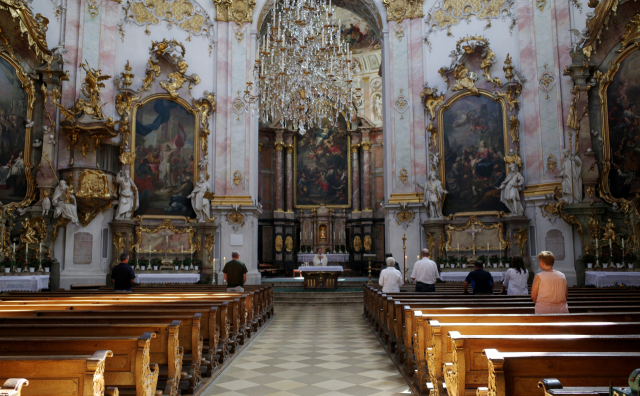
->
<box><xmin>115</xmin><ymin>169</ymin><xmax>139</xmax><ymax>220</ymax></box>
<box><xmin>188</xmin><ymin>172</ymin><xmax>212</xmax><ymax>222</ymax></box>
<box><xmin>558</xmin><ymin>149</ymin><xmax>583</xmax><ymax>203</ymax></box>
<box><xmin>499</xmin><ymin>162</ymin><xmax>525</xmax><ymax>216</ymax></box>
<box><xmin>42</xmin><ymin>190</ymin><xmax>51</xmax><ymax>216</ymax></box>
<box><xmin>417</xmin><ymin>171</ymin><xmax>447</xmax><ymax>219</ymax></box>
<box><xmin>52</xmin><ymin>180</ymin><xmax>80</xmax><ymax>226</ymax></box>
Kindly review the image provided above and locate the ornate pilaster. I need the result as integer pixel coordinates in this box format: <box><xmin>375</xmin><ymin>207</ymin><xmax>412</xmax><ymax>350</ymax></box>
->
<box><xmin>285</xmin><ymin>144</ymin><xmax>294</xmax><ymax>213</ymax></box>
<box><xmin>274</xmin><ymin>140</ymin><xmax>285</xmax><ymax>213</ymax></box>
<box><xmin>361</xmin><ymin>139</ymin><xmax>372</xmax><ymax>212</ymax></box>
<box><xmin>351</xmin><ymin>144</ymin><xmax>361</xmax><ymax>212</ymax></box>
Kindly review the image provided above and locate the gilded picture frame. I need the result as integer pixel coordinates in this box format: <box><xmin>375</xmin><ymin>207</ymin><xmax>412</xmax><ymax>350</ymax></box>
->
<box><xmin>129</xmin><ymin>93</ymin><xmax>200</xmax><ymax>220</ymax></box>
<box><xmin>437</xmin><ymin>89</ymin><xmax>510</xmax><ymax>217</ymax></box>
<box><xmin>293</xmin><ymin>133</ymin><xmax>352</xmax><ymax>209</ymax></box>
<box><xmin>133</xmin><ymin>218</ymin><xmax>197</xmax><ymax>254</ymax></box>
<box><xmin>0</xmin><ymin>52</ymin><xmax>36</xmax><ymax>210</ymax></box>
<box><xmin>598</xmin><ymin>43</ymin><xmax>640</xmax><ymax>214</ymax></box>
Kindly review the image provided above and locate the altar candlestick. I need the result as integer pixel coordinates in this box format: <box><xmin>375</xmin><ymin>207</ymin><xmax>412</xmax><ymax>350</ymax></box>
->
<box><xmin>12</xmin><ymin>243</ymin><xmax>15</xmax><ymax>258</ymax></box>
<box><xmin>26</xmin><ymin>243</ymin><xmax>28</xmax><ymax>260</ymax></box>
<box><xmin>487</xmin><ymin>242</ymin><xmax>489</xmax><ymax>251</ymax></box>
<box><xmin>596</xmin><ymin>238</ymin><xmax>598</xmax><ymax>250</ymax></box>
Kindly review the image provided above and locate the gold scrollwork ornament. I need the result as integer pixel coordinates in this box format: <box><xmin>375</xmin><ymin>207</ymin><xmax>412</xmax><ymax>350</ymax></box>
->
<box><xmin>353</xmin><ymin>235</ymin><xmax>362</xmax><ymax>252</ymax></box>
<box><xmin>285</xmin><ymin>236</ymin><xmax>293</xmax><ymax>252</ymax></box>
<box><xmin>364</xmin><ymin>235</ymin><xmax>372</xmax><ymax>252</ymax></box>
<box><xmin>275</xmin><ymin>235</ymin><xmax>283</xmax><ymax>252</ymax></box>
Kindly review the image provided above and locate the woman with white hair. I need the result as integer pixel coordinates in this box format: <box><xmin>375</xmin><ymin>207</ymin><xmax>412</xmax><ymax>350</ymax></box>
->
<box><xmin>379</xmin><ymin>257</ymin><xmax>403</xmax><ymax>293</ymax></box>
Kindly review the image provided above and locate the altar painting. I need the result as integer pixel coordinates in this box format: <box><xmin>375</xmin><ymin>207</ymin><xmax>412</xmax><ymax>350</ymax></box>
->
<box><xmin>0</xmin><ymin>57</ymin><xmax>29</xmax><ymax>204</ymax></box>
<box><xmin>440</xmin><ymin>93</ymin><xmax>509</xmax><ymax>215</ymax></box>
<box><xmin>605</xmin><ymin>49</ymin><xmax>640</xmax><ymax>200</ymax></box>
<box><xmin>295</xmin><ymin>119</ymin><xmax>350</xmax><ymax>208</ymax></box>
<box><xmin>133</xmin><ymin>98</ymin><xmax>197</xmax><ymax>217</ymax></box>
<box><xmin>138</xmin><ymin>232</ymin><xmax>193</xmax><ymax>254</ymax></box>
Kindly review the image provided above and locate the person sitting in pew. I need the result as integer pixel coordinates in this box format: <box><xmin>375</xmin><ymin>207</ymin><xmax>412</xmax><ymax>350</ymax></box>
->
<box><xmin>379</xmin><ymin>257</ymin><xmax>403</xmax><ymax>293</ymax></box>
<box><xmin>111</xmin><ymin>253</ymin><xmax>136</xmax><ymax>292</ymax></box>
<box><xmin>501</xmin><ymin>256</ymin><xmax>529</xmax><ymax>295</ymax></box>
<box><xmin>532</xmin><ymin>250</ymin><xmax>568</xmax><ymax>314</ymax></box>
<box><xmin>463</xmin><ymin>260</ymin><xmax>494</xmax><ymax>294</ymax></box>
<box><xmin>411</xmin><ymin>249</ymin><xmax>440</xmax><ymax>292</ymax></box>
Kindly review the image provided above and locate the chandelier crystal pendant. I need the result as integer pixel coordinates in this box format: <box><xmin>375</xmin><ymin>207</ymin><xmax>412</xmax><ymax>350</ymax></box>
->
<box><xmin>244</xmin><ymin>0</ymin><xmax>362</xmax><ymax>135</ymax></box>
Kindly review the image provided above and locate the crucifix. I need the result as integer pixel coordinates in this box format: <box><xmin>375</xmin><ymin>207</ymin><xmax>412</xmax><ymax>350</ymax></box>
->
<box><xmin>466</xmin><ymin>225</ymin><xmax>481</xmax><ymax>256</ymax></box>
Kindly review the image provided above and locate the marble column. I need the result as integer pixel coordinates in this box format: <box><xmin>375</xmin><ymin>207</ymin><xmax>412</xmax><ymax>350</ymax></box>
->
<box><xmin>351</xmin><ymin>144</ymin><xmax>360</xmax><ymax>212</ymax></box>
<box><xmin>274</xmin><ymin>141</ymin><xmax>284</xmax><ymax>212</ymax></box>
<box><xmin>285</xmin><ymin>144</ymin><xmax>294</xmax><ymax>212</ymax></box>
<box><xmin>361</xmin><ymin>140</ymin><xmax>372</xmax><ymax>211</ymax></box>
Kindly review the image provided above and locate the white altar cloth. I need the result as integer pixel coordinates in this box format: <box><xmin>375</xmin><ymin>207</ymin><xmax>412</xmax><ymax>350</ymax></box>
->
<box><xmin>297</xmin><ymin>266</ymin><xmax>344</xmax><ymax>272</ymax></box>
<box><xmin>136</xmin><ymin>273</ymin><xmax>200</xmax><ymax>284</ymax></box>
<box><xmin>297</xmin><ymin>254</ymin><xmax>349</xmax><ymax>263</ymax></box>
<box><xmin>439</xmin><ymin>271</ymin><xmax>506</xmax><ymax>283</ymax></box>
<box><xmin>0</xmin><ymin>275</ymin><xmax>50</xmax><ymax>292</ymax></box>
<box><xmin>585</xmin><ymin>271</ymin><xmax>640</xmax><ymax>288</ymax></box>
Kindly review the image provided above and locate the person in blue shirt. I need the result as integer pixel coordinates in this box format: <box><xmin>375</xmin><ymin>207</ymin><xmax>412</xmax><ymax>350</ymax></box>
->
<box><xmin>111</xmin><ymin>253</ymin><xmax>136</xmax><ymax>292</ymax></box>
<box><xmin>463</xmin><ymin>260</ymin><xmax>494</xmax><ymax>294</ymax></box>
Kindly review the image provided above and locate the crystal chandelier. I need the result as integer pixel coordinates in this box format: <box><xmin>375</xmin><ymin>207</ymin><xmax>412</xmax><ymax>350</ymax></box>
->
<box><xmin>244</xmin><ymin>0</ymin><xmax>361</xmax><ymax>134</ymax></box>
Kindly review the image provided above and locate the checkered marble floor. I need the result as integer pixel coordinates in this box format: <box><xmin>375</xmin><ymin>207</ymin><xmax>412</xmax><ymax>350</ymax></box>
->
<box><xmin>202</xmin><ymin>305</ymin><xmax>414</xmax><ymax>396</ymax></box>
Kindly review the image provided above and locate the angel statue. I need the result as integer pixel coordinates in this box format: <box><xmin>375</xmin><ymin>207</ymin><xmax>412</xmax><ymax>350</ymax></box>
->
<box><xmin>115</xmin><ymin>169</ymin><xmax>139</xmax><ymax>220</ymax></box>
<box><xmin>52</xmin><ymin>180</ymin><xmax>80</xmax><ymax>226</ymax></box>
<box><xmin>499</xmin><ymin>162</ymin><xmax>525</xmax><ymax>216</ymax></box>
<box><xmin>416</xmin><ymin>171</ymin><xmax>447</xmax><ymax>219</ymax></box>
<box><xmin>188</xmin><ymin>172</ymin><xmax>212</xmax><ymax>222</ymax></box>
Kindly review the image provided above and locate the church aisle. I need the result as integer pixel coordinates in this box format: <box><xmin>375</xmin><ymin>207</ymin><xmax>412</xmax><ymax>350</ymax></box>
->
<box><xmin>202</xmin><ymin>305</ymin><xmax>413</xmax><ymax>396</ymax></box>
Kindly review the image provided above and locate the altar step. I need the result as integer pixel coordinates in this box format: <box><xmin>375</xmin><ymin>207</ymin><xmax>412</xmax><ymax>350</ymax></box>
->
<box><xmin>274</xmin><ymin>291</ymin><xmax>363</xmax><ymax>305</ymax></box>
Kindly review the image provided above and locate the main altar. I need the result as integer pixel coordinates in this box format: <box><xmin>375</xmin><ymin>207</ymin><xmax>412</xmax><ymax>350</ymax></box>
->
<box><xmin>298</xmin><ymin>266</ymin><xmax>343</xmax><ymax>290</ymax></box>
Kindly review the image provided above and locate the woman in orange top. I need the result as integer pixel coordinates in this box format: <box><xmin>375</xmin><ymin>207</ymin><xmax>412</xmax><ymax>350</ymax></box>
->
<box><xmin>531</xmin><ymin>251</ymin><xmax>569</xmax><ymax>314</ymax></box>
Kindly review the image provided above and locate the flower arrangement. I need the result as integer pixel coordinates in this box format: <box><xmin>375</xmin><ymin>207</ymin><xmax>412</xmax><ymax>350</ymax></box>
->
<box><xmin>478</xmin><ymin>255</ymin><xmax>487</xmax><ymax>264</ymax></box>
<box><xmin>341</xmin><ymin>245</ymin><xmax>346</xmax><ymax>253</ymax></box>
<box><xmin>448</xmin><ymin>255</ymin><xmax>458</xmax><ymax>266</ymax></box>
<box><xmin>151</xmin><ymin>258</ymin><xmax>162</xmax><ymax>268</ymax></box>
<box><xmin>489</xmin><ymin>254</ymin><xmax>499</xmax><ymax>264</ymax></box>
<box><xmin>502</xmin><ymin>256</ymin><xmax>513</xmax><ymax>266</ymax></box>
<box><xmin>583</xmin><ymin>253</ymin><xmax>595</xmax><ymax>264</ymax></box>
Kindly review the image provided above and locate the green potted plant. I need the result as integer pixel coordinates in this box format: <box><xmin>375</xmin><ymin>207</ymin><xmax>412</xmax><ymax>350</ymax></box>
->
<box><xmin>41</xmin><ymin>257</ymin><xmax>57</xmax><ymax>273</ymax></box>
<box><xmin>478</xmin><ymin>255</ymin><xmax>487</xmax><ymax>265</ymax></box>
<box><xmin>28</xmin><ymin>257</ymin><xmax>39</xmax><ymax>272</ymax></box>
<box><xmin>583</xmin><ymin>253</ymin><xmax>595</xmax><ymax>269</ymax></box>
<box><xmin>502</xmin><ymin>256</ymin><xmax>512</xmax><ymax>268</ymax></box>
<box><xmin>601</xmin><ymin>252</ymin><xmax>610</xmax><ymax>269</ymax></box>
<box><xmin>192</xmin><ymin>258</ymin><xmax>202</xmax><ymax>271</ymax></box>
<box><xmin>448</xmin><ymin>255</ymin><xmax>458</xmax><ymax>269</ymax></box>
<box><xmin>627</xmin><ymin>253</ymin><xmax>637</xmax><ymax>270</ymax></box>
<box><xmin>460</xmin><ymin>255</ymin><xmax>469</xmax><ymax>268</ymax></box>
<box><xmin>489</xmin><ymin>254</ymin><xmax>499</xmax><ymax>268</ymax></box>
<box><xmin>138</xmin><ymin>258</ymin><xmax>149</xmax><ymax>271</ymax></box>
<box><xmin>17</xmin><ymin>257</ymin><xmax>27</xmax><ymax>273</ymax></box>
<box><xmin>172</xmin><ymin>257</ymin><xmax>181</xmax><ymax>270</ymax></box>
<box><xmin>436</xmin><ymin>256</ymin><xmax>446</xmax><ymax>269</ymax></box>
<box><xmin>1</xmin><ymin>257</ymin><xmax>13</xmax><ymax>273</ymax></box>
<box><xmin>151</xmin><ymin>257</ymin><xmax>162</xmax><ymax>270</ymax></box>
<box><xmin>341</xmin><ymin>244</ymin><xmax>346</xmax><ymax>253</ymax></box>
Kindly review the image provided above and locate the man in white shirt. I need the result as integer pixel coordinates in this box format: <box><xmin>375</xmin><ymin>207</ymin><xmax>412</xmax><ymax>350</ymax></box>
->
<box><xmin>379</xmin><ymin>257</ymin><xmax>403</xmax><ymax>293</ymax></box>
<box><xmin>411</xmin><ymin>248</ymin><xmax>440</xmax><ymax>292</ymax></box>
<box><xmin>312</xmin><ymin>248</ymin><xmax>328</xmax><ymax>266</ymax></box>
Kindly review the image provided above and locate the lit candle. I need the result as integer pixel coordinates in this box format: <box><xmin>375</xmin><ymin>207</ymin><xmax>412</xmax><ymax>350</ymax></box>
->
<box><xmin>487</xmin><ymin>242</ymin><xmax>489</xmax><ymax>251</ymax></box>
<box><xmin>609</xmin><ymin>238</ymin><xmax>612</xmax><ymax>254</ymax></box>
<box><xmin>457</xmin><ymin>243</ymin><xmax>459</xmax><ymax>251</ymax></box>
<box><xmin>417</xmin><ymin>255</ymin><xmax>420</xmax><ymax>261</ymax></box>
<box><xmin>596</xmin><ymin>238</ymin><xmax>598</xmax><ymax>250</ymax></box>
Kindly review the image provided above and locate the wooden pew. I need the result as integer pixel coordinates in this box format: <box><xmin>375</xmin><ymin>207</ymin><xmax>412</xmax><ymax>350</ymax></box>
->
<box><xmin>481</xmin><ymin>349</ymin><xmax>640</xmax><ymax>396</ymax></box>
<box><xmin>0</xmin><ymin>334</ymin><xmax>160</xmax><ymax>396</ymax></box>
<box><xmin>0</xmin><ymin>350</ymin><xmax>120</xmax><ymax>396</ymax></box>
<box><xmin>0</xmin><ymin>379</ymin><xmax>30</xmax><ymax>396</ymax></box>
<box><xmin>537</xmin><ymin>379</ymin><xmax>610</xmax><ymax>396</ymax></box>
<box><xmin>442</xmin><ymin>333</ymin><xmax>640</xmax><ymax>396</ymax></box>
<box><xmin>0</xmin><ymin>322</ymin><xmax>185</xmax><ymax>395</ymax></box>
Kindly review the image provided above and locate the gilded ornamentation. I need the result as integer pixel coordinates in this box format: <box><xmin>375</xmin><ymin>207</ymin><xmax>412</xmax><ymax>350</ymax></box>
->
<box><xmin>233</xmin><ymin>170</ymin><xmax>243</xmax><ymax>186</ymax></box>
<box><xmin>566</xmin><ymin>86</ymin><xmax>580</xmax><ymax>130</ymax></box>
<box><xmin>508</xmin><ymin>115</ymin><xmax>520</xmax><ymax>145</ymax></box>
<box><xmin>133</xmin><ymin>219</ymin><xmax>196</xmax><ymax>254</ymax></box>
<box><xmin>205</xmin><ymin>234</ymin><xmax>215</xmax><ymax>262</ymax></box>
<box><xmin>398</xmin><ymin>167</ymin><xmax>408</xmax><ymax>184</ymax></box>
<box><xmin>588</xmin><ymin>212</ymin><xmax>600</xmax><ymax>239</ymax></box>
<box><xmin>451</xmin><ymin>64</ymin><xmax>479</xmax><ymax>95</ymax></box>
<box><xmin>19</xmin><ymin>217</ymin><xmax>47</xmax><ymax>245</ymax></box>
<box><xmin>160</xmin><ymin>72</ymin><xmax>188</xmax><ymax>98</ymax></box>
<box><xmin>618</xmin><ymin>14</ymin><xmax>640</xmax><ymax>53</ymax></box>
<box><xmin>81</xmin><ymin>137</ymin><xmax>90</xmax><ymax>157</ymax></box>
<box><xmin>503</xmin><ymin>54</ymin><xmax>514</xmax><ymax>82</ymax></box>
<box><xmin>480</xmin><ymin>48</ymin><xmax>502</xmax><ymax>87</ymax></box>
<box><xmin>421</xmin><ymin>85</ymin><xmax>444</xmax><ymax>119</ymax></box>
<box><xmin>0</xmin><ymin>0</ymin><xmax>53</xmax><ymax>63</ymax></box>
<box><xmin>582</xmin><ymin>0</ymin><xmax>619</xmax><ymax>58</ymax></box>
<box><xmin>119</xmin><ymin>144</ymin><xmax>136</xmax><ymax>165</ymax></box>
<box><xmin>214</xmin><ymin>0</ymin><xmax>256</xmax><ymax>25</ymax></box>
<box><xmin>350</xmin><ymin>144</ymin><xmax>360</xmax><ymax>153</ymax></box>
<box><xmin>504</xmin><ymin>149</ymin><xmax>522</xmax><ymax>168</ymax></box>
<box><xmin>493</xmin><ymin>86</ymin><xmax>521</xmax><ymax>113</ymax></box>
<box><xmin>536</xmin><ymin>0</ymin><xmax>546</xmax><ymax>11</ymax></box>
<box><xmin>140</xmin><ymin>39</ymin><xmax>200</xmax><ymax>95</ymax></box>
<box><xmin>444</xmin><ymin>216</ymin><xmax>509</xmax><ymax>251</ymax></box>
<box><xmin>116</xmin><ymin>60</ymin><xmax>135</xmax><ymax>89</ymax></box>
<box><xmin>364</xmin><ymin>235</ymin><xmax>372</xmax><ymax>252</ymax></box>
<box><xmin>382</xmin><ymin>0</ymin><xmax>424</xmax><ymax>23</ymax></box>
<box><xmin>226</xmin><ymin>206</ymin><xmax>245</xmax><ymax>231</ymax></box>
<box><xmin>425</xmin><ymin>231</ymin><xmax>435</xmax><ymax>255</ymax></box>
<box><xmin>77</xmin><ymin>170</ymin><xmax>110</xmax><ymax>199</ymax></box>
<box><xmin>285</xmin><ymin>236</ymin><xmax>293</xmax><ymax>252</ymax></box>
<box><xmin>545</xmin><ymin>153</ymin><xmax>557</xmax><ymax>175</ymax></box>
<box><xmin>360</xmin><ymin>141</ymin><xmax>372</xmax><ymax>151</ymax></box>
<box><xmin>87</xmin><ymin>0</ymin><xmax>100</xmax><ymax>19</ymax></box>
<box><xmin>600</xmin><ymin>218</ymin><xmax>617</xmax><ymax>243</ymax></box>
<box><xmin>275</xmin><ymin>235</ymin><xmax>283</xmax><ymax>252</ymax></box>
<box><xmin>193</xmin><ymin>92</ymin><xmax>216</xmax><ymax>155</ymax></box>
<box><xmin>586</xmin><ymin>185</ymin><xmax>595</xmax><ymax>197</ymax></box>
<box><xmin>427</xmin><ymin>122</ymin><xmax>437</xmax><ymax>150</ymax></box>
<box><xmin>514</xmin><ymin>227</ymin><xmax>527</xmax><ymax>254</ymax></box>
<box><xmin>113</xmin><ymin>231</ymin><xmax>124</xmax><ymax>261</ymax></box>
<box><xmin>395</xmin><ymin>208</ymin><xmax>416</xmax><ymax>230</ymax></box>
<box><xmin>538</xmin><ymin>71</ymin><xmax>556</xmax><ymax>97</ymax></box>
<box><xmin>57</xmin><ymin>62</ymin><xmax>111</xmax><ymax>121</ymax></box>
<box><xmin>424</xmin><ymin>0</ymin><xmax>515</xmax><ymax>48</ymax></box>
<box><xmin>274</xmin><ymin>142</ymin><xmax>284</xmax><ymax>151</ymax></box>
<box><xmin>353</xmin><ymin>235</ymin><xmax>362</xmax><ymax>252</ymax></box>
<box><xmin>122</xmin><ymin>0</ymin><xmax>215</xmax><ymax>43</ymax></box>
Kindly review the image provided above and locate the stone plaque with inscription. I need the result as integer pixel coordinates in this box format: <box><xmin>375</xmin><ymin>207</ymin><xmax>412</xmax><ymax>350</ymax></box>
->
<box><xmin>73</xmin><ymin>232</ymin><xmax>93</xmax><ymax>264</ymax></box>
<box><xmin>545</xmin><ymin>229</ymin><xmax>565</xmax><ymax>261</ymax></box>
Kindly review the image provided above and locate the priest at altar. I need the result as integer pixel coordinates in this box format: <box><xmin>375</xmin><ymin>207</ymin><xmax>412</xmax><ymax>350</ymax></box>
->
<box><xmin>313</xmin><ymin>248</ymin><xmax>328</xmax><ymax>266</ymax></box>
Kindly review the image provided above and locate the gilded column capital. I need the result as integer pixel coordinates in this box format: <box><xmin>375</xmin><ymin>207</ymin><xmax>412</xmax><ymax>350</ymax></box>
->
<box><xmin>360</xmin><ymin>141</ymin><xmax>372</xmax><ymax>151</ymax></box>
<box><xmin>351</xmin><ymin>144</ymin><xmax>360</xmax><ymax>153</ymax></box>
<box><xmin>285</xmin><ymin>144</ymin><xmax>294</xmax><ymax>154</ymax></box>
<box><xmin>382</xmin><ymin>0</ymin><xmax>424</xmax><ymax>23</ymax></box>
<box><xmin>214</xmin><ymin>0</ymin><xmax>256</xmax><ymax>25</ymax></box>
<box><xmin>363</xmin><ymin>76</ymin><xmax>370</xmax><ymax>83</ymax></box>
<box><xmin>274</xmin><ymin>142</ymin><xmax>285</xmax><ymax>151</ymax></box>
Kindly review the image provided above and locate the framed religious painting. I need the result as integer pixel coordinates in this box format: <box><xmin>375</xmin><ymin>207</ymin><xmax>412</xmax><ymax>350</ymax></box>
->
<box><xmin>599</xmin><ymin>45</ymin><xmax>640</xmax><ymax>207</ymax></box>
<box><xmin>437</xmin><ymin>90</ymin><xmax>510</xmax><ymax>216</ymax></box>
<box><xmin>294</xmin><ymin>117</ymin><xmax>351</xmax><ymax>208</ymax></box>
<box><xmin>0</xmin><ymin>53</ymin><xmax>35</xmax><ymax>209</ymax></box>
<box><xmin>130</xmin><ymin>94</ymin><xmax>200</xmax><ymax>219</ymax></box>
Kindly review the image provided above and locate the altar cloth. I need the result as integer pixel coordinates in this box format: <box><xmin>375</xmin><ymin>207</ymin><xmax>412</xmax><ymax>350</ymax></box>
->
<box><xmin>297</xmin><ymin>266</ymin><xmax>344</xmax><ymax>272</ymax></box>
<box><xmin>0</xmin><ymin>275</ymin><xmax>50</xmax><ymax>292</ymax></box>
<box><xmin>585</xmin><ymin>271</ymin><xmax>640</xmax><ymax>288</ymax></box>
<box><xmin>297</xmin><ymin>254</ymin><xmax>349</xmax><ymax>263</ymax></box>
<box><xmin>439</xmin><ymin>271</ymin><xmax>506</xmax><ymax>283</ymax></box>
<box><xmin>136</xmin><ymin>273</ymin><xmax>200</xmax><ymax>284</ymax></box>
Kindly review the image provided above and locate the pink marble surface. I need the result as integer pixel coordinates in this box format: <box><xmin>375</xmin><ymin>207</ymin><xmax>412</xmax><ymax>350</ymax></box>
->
<box><xmin>553</xmin><ymin>0</ymin><xmax>573</xmax><ymax>151</ymax></box>
<box><xmin>274</xmin><ymin>143</ymin><xmax>284</xmax><ymax>211</ymax></box>
<box><xmin>99</xmin><ymin>1</ymin><xmax>118</xmax><ymax>123</ymax></box>
<box><xmin>285</xmin><ymin>148</ymin><xmax>293</xmax><ymax>211</ymax></box>
<box><xmin>352</xmin><ymin>147</ymin><xmax>360</xmax><ymax>212</ymax></box>
<box><xmin>215</xmin><ymin>23</ymin><xmax>230</xmax><ymax>195</ymax></box>
<box><xmin>361</xmin><ymin>144</ymin><xmax>372</xmax><ymax>210</ymax></box>
<box><xmin>517</xmin><ymin>0</ymin><xmax>543</xmax><ymax>186</ymax></box>
<box><xmin>409</xmin><ymin>18</ymin><xmax>427</xmax><ymax>188</ymax></box>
